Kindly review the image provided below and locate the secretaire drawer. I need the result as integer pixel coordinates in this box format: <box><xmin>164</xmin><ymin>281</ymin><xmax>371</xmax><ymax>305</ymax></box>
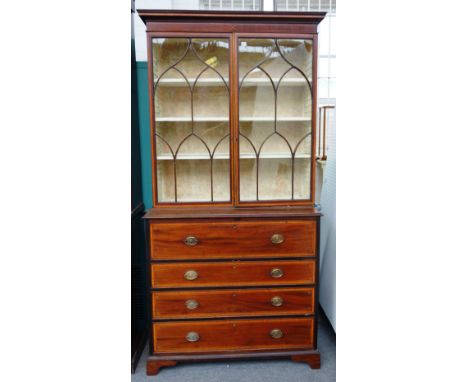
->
<box><xmin>153</xmin><ymin>317</ymin><xmax>314</xmax><ymax>353</ymax></box>
<box><xmin>151</xmin><ymin>259</ymin><xmax>315</xmax><ymax>289</ymax></box>
<box><xmin>152</xmin><ymin>287</ymin><xmax>315</xmax><ymax>319</ymax></box>
<box><xmin>149</xmin><ymin>220</ymin><xmax>317</xmax><ymax>260</ymax></box>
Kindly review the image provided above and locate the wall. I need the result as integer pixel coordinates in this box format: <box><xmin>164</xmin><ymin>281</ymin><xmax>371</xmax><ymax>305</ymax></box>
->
<box><xmin>317</xmin><ymin>109</ymin><xmax>336</xmax><ymax>330</ymax></box>
<box><xmin>135</xmin><ymin>62</ymin><xmax>152</xmax><ymax>209</ymax></box>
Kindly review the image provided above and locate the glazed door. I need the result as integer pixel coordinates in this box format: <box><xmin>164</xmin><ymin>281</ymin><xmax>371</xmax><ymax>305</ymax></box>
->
<box><xmin>236</xmin><ymin>37</ymin><xmax>315</xmax><ymax>204</ymax></box>
<box><xmin>151</xmin><ymin>36</ymin><xmax>232</xmax><ymax>204</ymax></box>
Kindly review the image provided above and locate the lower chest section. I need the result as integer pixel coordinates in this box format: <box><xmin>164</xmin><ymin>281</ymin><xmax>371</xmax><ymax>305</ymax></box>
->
<box><xmin>147</xmin><ymin>216</ymin><xmax>319</xmax><ymax>354</ymax></box>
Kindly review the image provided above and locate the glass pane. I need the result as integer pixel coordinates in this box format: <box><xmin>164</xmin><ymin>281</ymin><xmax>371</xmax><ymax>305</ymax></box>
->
<box><xmin>294</xmin><ymin>135</ymin><xmax>312</xmax><ymax>200</ymax></box>
<box><xmin>156</xmin><ymin>160</ymin><xmax>175</xmax><ymax>202</ymax></box>
<box><xmin>239</xmin><ymin>135</ymin><xmax>257</xmax><ymax>201</ymax></box>
<box><xmin>319</xmin><ymin>17</ymin><xmax>330</xmax><ymax>56</ymax></box>
<box><xmin>328</xmin><ymin>77</ymin><xmax>336</xmax><ymax>99</ymax></box>
<box><xmin>318</xmin><ymin>77</ymin><xmax>328</xmax><ymax>99</ymax></box>
<box><xmin>148</xmin><ymin>0</ymin><xmax>260</xmax><ymax>11</ymax></box>
<box><xmin>329</xmin><ymin>57</ymin><xmax>336</xmax><ymax>78</ymax></box>
<box><xmin>319</xmin><ymin>57</ymin><xmax>329</xmax><ymax>78</ymax></box>
<box><xmin>238</xmin><ymin>38</ymin><xmax>313</xmax><ymax>201</ymax></box>
<box><xmin>200</xmin><ymin>0</ymin><xmax>262</xmax><ymax>10</ymax></box>
<box><xmin>329</xmin><ymin>16</ymin><xmax>336</xmax><ymax>55</ymax></box>
<box><xmin>258</xmin><ymin>135</ymin><xmax>292</xmax><ymax>200</ymax></box>
<box><xmin>152</xmin><ymin>38</ymin><xmax>231</xmax><ymax>203</ymax></box>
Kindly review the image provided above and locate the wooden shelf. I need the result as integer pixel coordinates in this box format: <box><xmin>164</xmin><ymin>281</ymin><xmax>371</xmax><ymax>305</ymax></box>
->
<box><xmin>155</xmin><ymin>78</ymin><xmax>311</xmax><ymax>86</ymax></box>
<box><xmin>156</xmin><ymin>117</ymin><xmax>311</xmax><ymax>122</ymax></box>
<box><xmin>241</xmin><ymin>117</ymin><xmax>311</xmax><ymax>122</ymax></box>
<box><xmin>156</xmin><ymin>153</ymin><xmax>311</xmax><ymax>160</ymax></box>
<box><xmin>156</xmin><ymin>78</ymin><xmax>229</xmax><ymax>86</ymax></box>
<box><xmin>156</xmin><ymin>117</ymin><xmax>228</xmax><ymax>122</ymax></box>
<box><xmin>242</xmin><ymin>153</ymin><xmax>311</xmax><ymax>159</ymax></box>
<box><xmin>241</xmin><ymin>78</ymin><xmax>311</xmax><ymax>86</ymax></box>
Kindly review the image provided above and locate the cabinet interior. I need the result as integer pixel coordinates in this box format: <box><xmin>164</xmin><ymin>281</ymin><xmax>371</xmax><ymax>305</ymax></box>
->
<box><xmin>152</xmin><ymin>37</ymin><xmax>313</xmax><ymax>203</ymax></box>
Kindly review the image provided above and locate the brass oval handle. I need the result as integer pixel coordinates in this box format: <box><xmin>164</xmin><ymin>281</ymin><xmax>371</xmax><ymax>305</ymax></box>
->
<box><xmin>184</xmin><ymin>270</ymin><xmax>198</xmax><ymax>281</ymax></box>
<box><xmin>271</xmin><ymin>296</ymin><xmax>284</xmax><ymax>307</ymax></box>
<box><xmin>270</xmin><ymin>329</ymin><xmax>283</xmax><ymax>339</ymax></box>
<box><xmin>185</xmin><ymin>299</ymin><xmax>199</xmax><ymax>310</ymax></box>
<box><xmin>184</xmin><ymin>236</ymin><xmax>199</xmax><ymax>246</ymax></box>
<box><xmin>270</xmin><ymin>268</ymin><xmax>284</xmax><ymax>278</ymax></box>
<box><xmin>185</xmin><ymin>331</ymin><xmax>200</xmax><ymax>342</ymax></box>
<box><xmin>270</xmin><ymin>234</ymin><xmax>284</xmax><ymax>244</ymax></box>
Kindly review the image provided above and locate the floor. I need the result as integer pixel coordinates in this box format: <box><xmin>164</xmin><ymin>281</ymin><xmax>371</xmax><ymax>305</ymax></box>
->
<box><xmin>132</xmin><ymin>311</ymin><xmax>336</xmax><ymax>382</ymax></box>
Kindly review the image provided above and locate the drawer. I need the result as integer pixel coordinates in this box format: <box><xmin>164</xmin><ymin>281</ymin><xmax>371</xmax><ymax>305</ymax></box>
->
<box><xmin>151</xmin><ymin>259</ymin><xmax>315</xmax><ymax>289</ymax></box>
<box><xmin>149</xmin><ymin>220</ymin><xmax>316</xmax><ymax>260</ymax></box>
<box><xmin>152</xmin><ymin>287</ymin><xmax>315</xmax><ymax>319</ymax></box>
<box><xmin>153</xmin><ymin>317</ymin><xmax>314</xmax><ymax>353</ymax></box>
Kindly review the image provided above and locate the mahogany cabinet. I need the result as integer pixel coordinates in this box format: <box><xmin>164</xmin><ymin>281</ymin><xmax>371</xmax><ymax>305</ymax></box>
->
<box><xmin>138</xmin><ymin>10</ymin><xmax>325</xmax><ymax>377</ymax></box>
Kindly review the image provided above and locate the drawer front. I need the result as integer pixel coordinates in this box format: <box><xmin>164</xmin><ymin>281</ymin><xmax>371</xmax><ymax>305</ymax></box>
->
<box><xmin>152</xmin><ymin>287</ymin><xmax>315</xmax><ymax>319</ymax></box>
<box><xmin>153</xmin><ymin>317</ymin><xmax>314</xmax><ymax>353</ymax></box>
<box><xmin>151</xmin><ymin>260</ymin><xmax>315</xmax><ymax>289</ymax></box>
<box><xmin>150</xmin><ymin>220</ymin><xmax>316</xmax><ymax>260</ymax></box>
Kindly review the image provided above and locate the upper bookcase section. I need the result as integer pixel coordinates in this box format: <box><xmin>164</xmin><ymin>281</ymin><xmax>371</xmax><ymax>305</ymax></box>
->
<box><xmin>137</xmin><ymin>10</ymin><xmax>327</xmax><ymax>34</ymax></box>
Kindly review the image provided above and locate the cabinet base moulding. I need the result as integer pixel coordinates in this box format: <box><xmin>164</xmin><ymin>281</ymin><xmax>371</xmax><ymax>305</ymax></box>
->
<box><xmin>146</xmin><ymin>349</ymin><xmax>320</xmax><ymax>376</ymax></box>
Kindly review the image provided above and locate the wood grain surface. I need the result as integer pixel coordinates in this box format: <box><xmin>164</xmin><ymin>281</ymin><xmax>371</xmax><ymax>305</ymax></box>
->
<box><xmin>150</xmin><ymin>220</ymin><xmax>316</xmax><ymax>259</ymax></box>
<box><xmin>153</xmin><ymin>317</ymin><xmax>314</xmax><ymax>353</ymax></box>
<box><xmin>151</xmin><ymin>259</ymin><xmax>316</xmax><ymax>289</ymax></box>
<box><xmin>152</xmin><ymin>287</ymin><xmax>315</xmax><ymax>319</ymax></box>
